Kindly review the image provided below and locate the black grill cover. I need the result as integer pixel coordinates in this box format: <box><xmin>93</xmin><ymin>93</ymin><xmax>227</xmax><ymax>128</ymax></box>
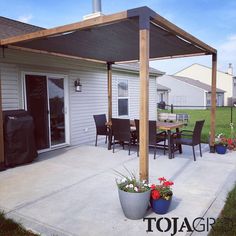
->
<box><xmin>3</xmin><ymin>110</ymin><xmax>38</xmax><ymax>167</ymax></box>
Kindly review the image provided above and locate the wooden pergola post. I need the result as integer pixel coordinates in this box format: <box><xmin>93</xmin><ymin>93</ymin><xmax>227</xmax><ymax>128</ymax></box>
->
<box><xmin>0</xmin><ymin>74</ymin><xmax>5</xmax><ymax>169</ymax></box>
<box><xmin>107</xmin><ymin>62</ymin><xmax>112</xmax><ymax>122</ymax></box>
<box><xmin>210</xmin><ymin>53</ymin><xmax>217</xmax><ymax>152</ymax></box>
<box><xmin>139</xmin><ymin>17</ymin><xmax>150</xmax><ymax>181</ymax></box>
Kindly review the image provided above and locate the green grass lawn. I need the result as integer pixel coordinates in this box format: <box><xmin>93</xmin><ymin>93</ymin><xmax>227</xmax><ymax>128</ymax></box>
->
<box><xmin>209</xmin><ymin>183</ymin><xmax>236</xmax><ymax>236</ymax></box>
<box><xmin>159</xmin><ymin>107</ymin><xmax>236</xmax><ymax>143</ymax></box>
<box><xmin>0</xmin><ymin>211</ymin><xmax>39</xmax><ymax>236</ymax></box>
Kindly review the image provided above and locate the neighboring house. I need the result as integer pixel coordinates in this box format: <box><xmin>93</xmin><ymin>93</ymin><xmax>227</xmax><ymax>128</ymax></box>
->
<box><xmin>0</xmin><ymin>16</ymin><xmax>164</xmax><ymax>152</ymax></box>
<box><xmin>157</xmin><ymin>75</ymin><xmax>225</xmax><ymax>108</ymax></box>
<box><xmin>157</xmin><ymin>84</ymin><xmax>170</xmax><ymax>104</ymax></box>
<box><xmin>175</xmin><ymin>63</ymin><xmax>235</xmax><ymax>106</ymax></box>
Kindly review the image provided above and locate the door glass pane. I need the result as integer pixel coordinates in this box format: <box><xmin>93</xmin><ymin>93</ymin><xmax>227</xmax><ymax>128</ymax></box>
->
<box><xmin>48</xmin><ymin>78</ymin><xmax>65</xmax><ymax>146</ymax></box>
<box><xmin>25</xmin><ymin>75</ymin><xmax>49</xmax><ymax>150</ymax></box>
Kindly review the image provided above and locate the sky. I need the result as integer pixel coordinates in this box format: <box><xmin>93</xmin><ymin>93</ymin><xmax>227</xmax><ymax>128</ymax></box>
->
<box><xmin>1</xmin><ymin>0</ymin><xmax>236</xmax><ymax>75</ymax></box>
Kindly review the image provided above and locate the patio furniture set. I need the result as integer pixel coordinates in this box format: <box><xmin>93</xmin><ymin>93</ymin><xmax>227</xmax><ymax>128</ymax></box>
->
<box><xmin>93</xmin><ymin>114</ymin><xmax>205</xmax><ymax>161</ymax></box>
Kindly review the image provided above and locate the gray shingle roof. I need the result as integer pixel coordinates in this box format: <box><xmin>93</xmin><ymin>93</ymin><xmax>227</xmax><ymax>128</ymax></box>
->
<box><xmin>172</xmin><ymin>75</ymin><xmax>225</xmax><ymax>93</ymax></box>
<box><xmin>0</xmin><ymin>16</ymin><xmax>44</xmax><ymax>39</ymax></box>
<box><xmin>157</xmin><ymin>83</ymin><xmax>171</xmax><ymax>91</ymax></box>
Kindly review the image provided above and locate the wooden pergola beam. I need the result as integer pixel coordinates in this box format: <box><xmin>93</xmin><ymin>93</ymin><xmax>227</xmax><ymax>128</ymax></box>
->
<box><xmin>115</xmin><ymin>52</ymin><xmax>209</xmax><ymax>65</ymax></box>
<box><xmin>107</xmin><ymin>62</ymin><xmax>113</xmax><ymax>122</ymax></box>
<box><xmin>210</xmin><ymin>53</ymin><xmax>217</xmax><ymax>152</ymax></box>
<box><xmin>9</xmin><ymin>45</ymin><xmax>107</xmax><ymax>64</ymax></box>
<box><xmin>151</xmin><ymin>15</ymin><xmax>216</xmax><ymax>54</ymax></box>
<box><xmin>139</xmin><ymin>18</ymin><xmax>150</xmax><ymax>181</ymax></box>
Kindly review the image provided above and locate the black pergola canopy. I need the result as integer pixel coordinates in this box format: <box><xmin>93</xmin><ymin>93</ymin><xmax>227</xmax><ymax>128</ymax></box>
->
<box><xmin>12</xmin><ymin>18</ymin><xmax>205</xmax><ymax>63</ymax></box>
<box><xmin>0</xmin><ymin>7</ymin><xmax>216</xmax><ymax>63</ymax></box>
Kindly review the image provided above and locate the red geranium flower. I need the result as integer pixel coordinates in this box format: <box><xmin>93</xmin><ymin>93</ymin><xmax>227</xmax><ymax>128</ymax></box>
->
<box><xmin>150</xmin><ymin>184</ymin><xmax>156</xmax><ymax>190</ymax></box>
<box><xmin>163</xmin><ymin>181</ymin><xmax>174</xmax><ymax>187</ymax></box>
<box><xmin>228</xmin><ymin>139</ymin><xmax>233</xmax><ymax>145</ymax></box>
<box><xmin>152</xmin><ymin>189</ymin><xmax>160</xmax><ymax>200</ymax></box>
<box><xmin>158</xmin><ymin>177</ymin><xmax>166</xmax><ymax>182</ymax></box>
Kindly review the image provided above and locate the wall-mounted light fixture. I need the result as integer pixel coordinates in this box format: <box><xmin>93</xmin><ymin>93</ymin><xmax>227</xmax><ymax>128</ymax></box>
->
<box><xmin>74</xmin><ymin>79</ymin><xmax>82</xmax><ymax>92</ymax></box>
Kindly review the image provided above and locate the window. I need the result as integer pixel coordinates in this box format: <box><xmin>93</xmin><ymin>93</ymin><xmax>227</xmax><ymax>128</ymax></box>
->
<box><xmin>118</xmin><ymin>80</ymin><xmax>129</xmax><ymax>116</ymax></box>
<box><xmin>160</xmin><ymin>93</ymin><xmax>164</xmax><ymax>102</ymax></box>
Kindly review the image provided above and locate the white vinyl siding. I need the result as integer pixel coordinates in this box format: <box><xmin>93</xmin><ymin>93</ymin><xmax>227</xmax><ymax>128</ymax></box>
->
<box><xmin>0</xmin><ymin>48</ymin><xmax>158</xmax><ymax>147</ymax></box>
<box><xmin>0</xmin><ymin>63</ymin><xmax>20</xmax><ymax>110</ymax></box>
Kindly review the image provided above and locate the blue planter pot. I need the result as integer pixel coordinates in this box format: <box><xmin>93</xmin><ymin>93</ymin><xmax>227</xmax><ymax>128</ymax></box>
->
<box><xmin>150</xmin><ymin>197</ymin><xmax>172</xmax><ymax>214</ymax></box>
<box><xmin>215</xmin><ymin>145</ymin><xmax>227</xmax><ymax>154</ymax></box>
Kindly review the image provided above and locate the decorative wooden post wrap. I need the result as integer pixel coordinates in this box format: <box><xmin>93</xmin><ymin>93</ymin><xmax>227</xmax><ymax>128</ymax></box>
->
<box><xmin>139</xmin><ymin>17</ymin><xmax>150</xmax><ymax>181</ymax></box>
<box><xmin>107</xmin><ymin>62</ymin><xmax>112</xmax><ymax>122</ymax></box>
<box><xmin>210</xmin><ymin>53</ymin><xmax>217</xmax><ymax>152</ymax></box>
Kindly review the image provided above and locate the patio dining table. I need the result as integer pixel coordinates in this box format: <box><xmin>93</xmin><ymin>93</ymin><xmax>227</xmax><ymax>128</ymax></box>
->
<box><xmin>156</xmin><ymin>121</ymin><xmax>185</xmax><ymax>159</ymax></box>
<box><xmin>106</xmin><ymin>120</ymin><xmax>186</xmax><ymax>159</ymax></box>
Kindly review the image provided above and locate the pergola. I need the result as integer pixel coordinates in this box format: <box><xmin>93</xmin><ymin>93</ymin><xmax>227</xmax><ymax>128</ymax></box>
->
<box><xmin>0</xmin><ymin>7</ymin><xmax>217</xmax><ymax>179</ymax></box>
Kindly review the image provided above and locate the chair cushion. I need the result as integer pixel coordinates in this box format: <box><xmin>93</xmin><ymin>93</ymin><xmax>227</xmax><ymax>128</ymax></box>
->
<box><xmin>175</xmin><ymin>138</ymin><xmax>193</xmax><ymax>145</ymax></box>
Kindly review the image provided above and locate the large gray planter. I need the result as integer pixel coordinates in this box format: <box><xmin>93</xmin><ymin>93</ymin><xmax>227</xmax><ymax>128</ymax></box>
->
<box><xmin>118</xmin><ymin>188</ymin><xmax>151</xmax><ymax>220</ymax></box>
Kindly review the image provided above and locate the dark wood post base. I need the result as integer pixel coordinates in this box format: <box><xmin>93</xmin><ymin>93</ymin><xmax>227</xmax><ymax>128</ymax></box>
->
<box><xmin>210</xmin><ymin>145</ymin><xmax>215</xmax><ymax>153</ymax></box>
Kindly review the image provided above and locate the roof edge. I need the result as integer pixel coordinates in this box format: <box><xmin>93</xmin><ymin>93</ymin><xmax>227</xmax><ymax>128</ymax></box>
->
<box><xmin>171</xmin><ymin>75</ymin><xmax>225</xmax><ymax>93</ymax></box>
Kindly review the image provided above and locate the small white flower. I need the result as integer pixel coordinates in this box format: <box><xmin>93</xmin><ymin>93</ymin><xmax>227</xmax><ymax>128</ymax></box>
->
<box><xmin>125</xmin><ymin>185</ymin><xmax>129</xmax><ymax>188</ymax></box>
<box><xmin>129</xmin><ymin>184</ymin><xmax>134</xmax><ymax>188</ymax></box>
<box><xmin>121</xmin><ymin>178</ymin><xmax>127</xmax><ymax>183</ymax></box>
<box><xmin>144</xmin><ymin>183</ymin><xmax>148</xmax><ymax>187</ymax></box>
<box><xmin>134</xmin><ymin>187</ymin><xmax>138</xmax><ymax>192</ymax></box>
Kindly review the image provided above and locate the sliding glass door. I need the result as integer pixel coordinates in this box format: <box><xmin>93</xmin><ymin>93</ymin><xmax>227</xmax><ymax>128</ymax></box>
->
<box><xmin>25</xmin><ymin>73</ymin><xmax>68</xmax><ymax>151</ymax></box>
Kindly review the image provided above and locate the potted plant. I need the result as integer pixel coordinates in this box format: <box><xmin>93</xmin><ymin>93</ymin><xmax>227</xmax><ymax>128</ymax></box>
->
<box><xmin>215</xmin><ymin>133</ymin><xmax>228</xmax><ymax>154</ymax></box>
<box><xmin>150</xmin><ymin>177</ymin><xmax>174</xmax><ymax>214</ymax></box>
<box><xmin>227</xmin><ymin>138</ymin><xmax>236</xmax><ymax>151</ymax></box>
<box><xmin>228</xmin><ymin>123</ymin><xmax>236</xmax><ymax>151</ymax></box>
<box><xmin>116</xmin><ymin>169</ymin><xmax>151</xmax><ymax>220</ymax></box>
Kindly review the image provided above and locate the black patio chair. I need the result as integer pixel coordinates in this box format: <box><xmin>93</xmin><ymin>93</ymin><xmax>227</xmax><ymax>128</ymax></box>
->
<box><xmin>135</xmin><ymin>119</ymin><xmax>166</xmax><ymax>159</ymax></box>
<box><xmin>93</xmin><ymin>114</ymin><xmax>108</xmax><ymax>146</ymax></box>
<box><xmin>111</xmin><ymin>118</ymin><xmax>133</xmax><ymax>155</ymax></box>
<box><xmin>173</xmin><ymin>120</ymin><xmax>205</xmax><ymax>161</ymax></box>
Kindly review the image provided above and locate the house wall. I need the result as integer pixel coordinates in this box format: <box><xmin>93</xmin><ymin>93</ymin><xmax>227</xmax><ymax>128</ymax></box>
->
<box><xmin>233</xmin><ymin>77</ymin><xmax>236</xmax><ymax>98</ymax></box>
<box><xmin>175</xmin><ymin>64</ymin><xmax>233</xmax><ymax>106</ymax></box>
<box><xmin>0</xmin><ymin>48</ymin><xmax>157</xmax><ymax>146</ymax></box>
<box><xmin>157</xmin><ymin>75</ymin><xmax>205</xmax><ymax>109</ymax></box>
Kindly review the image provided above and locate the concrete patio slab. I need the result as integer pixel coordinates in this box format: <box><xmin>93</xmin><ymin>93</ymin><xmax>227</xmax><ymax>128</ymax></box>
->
<box><xmin>0</xmin><ymin>144</ymin><xmax>236</xmax><ymax>236</ymax></box>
